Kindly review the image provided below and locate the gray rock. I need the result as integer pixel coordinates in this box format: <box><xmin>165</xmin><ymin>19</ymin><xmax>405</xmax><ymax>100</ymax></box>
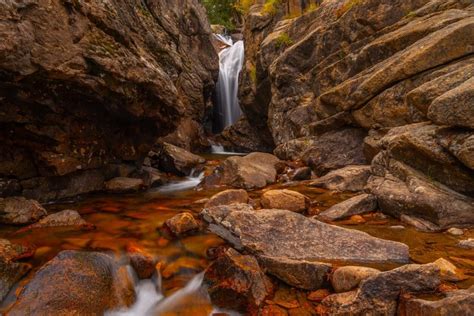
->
<box><xmin>310</xmin><ymin>165</ymin><xmax>372</xmax><ymax>192</ymax></box>
<box><xmin>0</xmin><ymin>197</ymin><xmax>47</xmax><ymax>225</ymax></box>
<box><xmin>105</xmin><ymin>177</ymin><xmax>144</xmax><ymax>193</ymax></box>
<box><xmin>318</xmin><ymin>194</ymin><xmax>377</xmax><ymax>221</ymax></box>
<box><xmin>331</xmin><ymin>266</ymin><xmax>381</xmax><ymax>293</ymax></box>
<box><xmin>201</xmin><ymin>204</ymin><xmax>410</xmax><ymax>266</ymax></box>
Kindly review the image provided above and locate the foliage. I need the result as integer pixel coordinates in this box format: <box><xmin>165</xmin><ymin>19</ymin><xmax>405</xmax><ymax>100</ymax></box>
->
<box><xmin>235</xmin><ymin>0</ymin><xmax>254</xmax><ymax>14</ymax></box>
<box><xmin>249</xmin><ymin>64</ymin><xmax>257</xmax><ymax>83</ymax></box>
<box><xmin>275</xmin><ymin>32</ymin><xmax>293</xmax><ymax>48</ymax></box>
<box><xmin>202</xmin><ymin>0</ymin><xmax>237</xmax><ymax>30</ymax></box>
<box><xmin>262</xmin><ymin>0</ymin><xmax>281</xmax><ymax>15</ymax></box>
<box><xmin>305</xmin><ymin>3</ymin><xmax>320</xmax><ymax>13</ymax></box>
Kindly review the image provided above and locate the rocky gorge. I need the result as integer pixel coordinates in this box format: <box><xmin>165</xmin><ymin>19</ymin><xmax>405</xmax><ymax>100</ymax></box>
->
<box><xmin>0</xmin><ymin>0</ymin><xmax>473</xmax><ymax>315</ymax></box>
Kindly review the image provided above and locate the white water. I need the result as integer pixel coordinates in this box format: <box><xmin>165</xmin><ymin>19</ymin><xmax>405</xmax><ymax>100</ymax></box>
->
<box><xmin>153</xmin><ymin>171</ymin><xmax>204</xmax><ymax>194</ymax></box>
<box><xmin>215</xmin><ymin>34</ymin><xmax>245</xmax><ymax>130</ymax></box>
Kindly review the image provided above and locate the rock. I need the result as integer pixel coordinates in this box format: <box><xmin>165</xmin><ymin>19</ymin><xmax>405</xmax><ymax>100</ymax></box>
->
<box><xmin>204</xmin><ymin>153</ymin><xmax>283</xmax><ymax>190</ymax></box>
<box><xmin>458</xmin><ymin>238</ymin><xmax>474</xmax><ymax>249</ymax></box>
<box><xmin>0</xmin><ymin>0</ymin><xmax>218</xmax><ymax>201</ymax></box>
<box><xmin>330</xmin><ymin>266</ymin><xmax>381</xmax><ymax>293</ymax></box>
<box><xmin>0</xmin><ymin>239</ymin><xmax>34</xmax><ymax>262</ymax></box>
<box><xmin>318</xmin><ymin>194</ymin><xmax>377</xmax><ymax>221</ymax></box>
<box><xmin>433</xmin><ymin>258</ymin><xmax>466</xmax><ymax>282</ymax></box>
<box><xmin>126</xmin><ymin>245</ymin><xmax>156</xmax><ymax>280</ymax></box>
<box><xmin>204</xmin><ymin>248</ymin><xmax>273</xmax><ymax>313</ymax></box>
<box><xmin>447</xmin><ymin>227</ymin><xmax>464</xmax><ymax>236</ymax></box>
<box><xmin>437</xmin><ymin>129</ymin><xmax>474</xmax><ymax>171</ymax></box>
<box><xmin>260</xmin><ymin>189</ymin><xmax>310</xmax><ymax>213</ymax></box>
<box><xmin>258</xmin><ymin>256</ymin><xmax>331</xmax><ymax>290</ymax></box>
<box><xmin>9</xmin><ymin>251</ymin><xmax>135</xmax><ymax>315</ymax></box>
<box><xmin>159</xmin><ymin>118</ymin><xmax>210</xmax><ymax>153</ymax></box>
<box><xmin>307</xmin><ymin>289</ymin><xmax>331</xmax><ymax>302</ymax></box>
<box><xmin>310</xmin><ymin>165</ymin><xmax>372</xmax><ymax>192</ymax></box>
<box><xmin>322</xmin><ymin>263</ymin><xmax>441</xmax><ymax>315</ymax></box>
<box><xmin>165</xmin><ymin>212</ymin><xmax>199</xmax><ymax>237</ymax></box>
<box><xmin>153</xmin><ymin>142</ymin><xmax>205</xmax><ymax>176</ymax></box>
<box><xmin>0</xmin><ymin>197</ymin><xmax>47</xmax><ymax>225</ymax></box>
<box><xmin>402</xmin><ymin>285</ymin><xmax>474</xmax><ymax>316</ymax></box>
<box><xmin>290</xmin><ymin>167</ymin><xmax>312</xmax><ymax>181</ymax></box>
<box><xmin>105</xmin><ymin>177</ymin><xmax>145</xmax><ymax>193</ymax></box>
<box><xmin>27</xmin><ymin>210</ymin><xmax>92</xmax><ymax>230</ymax></box>
<box><xmin>201</xmin><ymin>204</ymin><xmax>410</xmax><ymax>266</ymax></box>
<box><xmin>261</xmin><ymin>305</ymin><xmax>289</xmax><ymax>316</ymax></box>
<box><xmin>204</xmin><ymin>189</ymin><xmax>249</xmax><ymax>208</ymax></box>
<box><xmin>400</xmin><ymin>214</ymin><xmax>442</xmax><ymax>232</ymax></box>
<box><xmin>0</xmin><ymin>259</ymin><xmax>31</xmax><ymax>302</ymax></box>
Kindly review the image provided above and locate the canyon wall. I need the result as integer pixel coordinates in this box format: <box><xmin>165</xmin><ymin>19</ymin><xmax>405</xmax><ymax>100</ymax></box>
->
<box><xmin>0</xmin><ymin>0</ymin><xmax>218</xmax><ymax>201</ymax></box>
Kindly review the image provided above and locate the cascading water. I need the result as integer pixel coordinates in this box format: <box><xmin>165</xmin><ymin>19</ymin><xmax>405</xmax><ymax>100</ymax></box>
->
<box><xmin>214</xmin><ymin>34</ymin><xmax>245</xmax><ymax>131</ymax></box>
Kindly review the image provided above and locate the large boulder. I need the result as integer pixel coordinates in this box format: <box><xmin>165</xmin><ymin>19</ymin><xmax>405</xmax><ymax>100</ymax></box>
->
<box><xmin>201</xmin><ymin>204</ymin><xmax>410</xmax><ymax>281</ymax></box>
<box><xmin>204</xmin><ymin>153</ymin><xmax>283</xmax><ymax>190</ymax></box>
<box><xmin>0</xmin><ymin>0</ymin><xmax>218</xmax><ymax>201</ymax></box>
<box><xmin>152</xmin><ymin>142</ymin><xmax>206</xmax><ymax>176</ymax></box>
<box><xmin>0</xmin><ymin>197</ymin><xmax>47</xmax><ymax>225</ymax></box>
<box><xmin>8</xmin><ymin>251</ymin><xmax>135</xmax><ymax>315</ymax></box>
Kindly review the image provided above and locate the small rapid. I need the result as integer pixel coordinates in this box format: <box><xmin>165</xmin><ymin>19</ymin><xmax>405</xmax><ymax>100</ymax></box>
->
<box><xmin>153</xmin><ymin>171</ymin><xmax>204</xmax><ymax>194</ymax></box>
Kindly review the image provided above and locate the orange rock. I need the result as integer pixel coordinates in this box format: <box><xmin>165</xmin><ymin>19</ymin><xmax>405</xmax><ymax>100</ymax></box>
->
<box><xmin>307</xmin><ymin>289</ymin><xmax>331</xmax><ymax>302</ymax></box>
<box><xmin>261</xmin><ymin>304</ymin><xmax>289</xmax><ymax>316</ymax></box>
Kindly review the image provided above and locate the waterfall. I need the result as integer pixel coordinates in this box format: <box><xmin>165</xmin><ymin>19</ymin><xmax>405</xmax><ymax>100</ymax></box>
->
<box><xmin>214</xmin><ymin>34</ymin><xmax>245</xmax><ymax>131</ymax></box>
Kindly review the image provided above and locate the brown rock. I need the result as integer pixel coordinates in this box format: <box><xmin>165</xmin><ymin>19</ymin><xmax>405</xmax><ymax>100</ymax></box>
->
<box><xmin>126</xmin><ymin>245</ymin><xmax>156</xmax><ymax>280</ymax></box>
<box><xmin>105</xmin><ymin>177</ymin><xmax>145</xmax><ymax>193</ymax></box>
<box><xmin>330</xmin><ymin>266</ymin><xmax>381</xmax><ymax>293</ymax></box>
<box><xmin>0</xmin><ymin>259</ymin><xmax>31</xmax><ymax>303</ymax></box>
<box><xmin>290</xmin><ymin>167</ymin><xmax>312</xmax><ymax>181</ymax></box>
<box><xmin>318</xmin><ymin>194</ymin><xmax>377</xmax><ymax>221</ymax></box>
<box><xmin>153</xmin><ymin>142</ymin><xmax>205</xmax><ymax>176</ymax></box>
<box><xmin>165</xmin><ymin>212</ymin><xmax>200</xmax><ymax>237</ymax></box>
<box><xmin>204</xmin><ymin>248</ymin><xmax>273</xmax><ymax>313</ymax></box>
<box><xmin>205</xmin><ymin>189</ymin><xmax>249</xmax><ymax>208</ymax></box>
<box><xmin>27</xmin><ymin>210</ymin><xmax>92</xmax><ymax>230</ymax></box>
<box><xmin>260</xmin><ymin>189</ymin><xmax>310</xmax><ymax>213</ymax></box>
<box><xmin>433</xmin><ymin>258</ymin><xmax>466</xmax><ymax>282</ymax></box>
<box><xmin>310</xmin><ymin>165</ymin><xmax>372</xmax><ymax>192</ymax></box>
<box><xmin>9</xmin><ymin>251</ymin><xmax>135</xmax><ymax>315</ymax></box>
<box><xmin>0</xmin><ymin>197</ymin><xmax>47</xmax><ymax>225</ymax></box>
<box><xmin>307</xmin><ymin>289</ymin><xmax>331</xmax><ymax>302</ymax></box>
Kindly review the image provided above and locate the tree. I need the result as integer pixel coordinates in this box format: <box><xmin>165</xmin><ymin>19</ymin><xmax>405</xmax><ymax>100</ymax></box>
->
<box><xmin>201</xmin><ymin>0</ymin><xmax>237</xmax><ymax>31</ymax></box>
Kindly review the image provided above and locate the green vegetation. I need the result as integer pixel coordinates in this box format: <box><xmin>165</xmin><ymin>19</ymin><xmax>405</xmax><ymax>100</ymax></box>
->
<box><xmin>262</xmin><ymin>0</ymin><xmax>281</xmax><ymax>15</ymax></box>
<box><xmin>202</xmin><ymin>0</ymin><xmax>238</xmax><ymax>30</ymax></box>
<box><xmin>275</xmin><ymin>32</ymin><xmax>293</xmax><ymax>48</ymax></box>
<box><xmin>249</xmin><ymin>64</ymin><xmax>257</xmax><ymax>83</ymax></box>
<box><xmin>235</xmin><ymin>0</ymin><xmax>254</xmax><ymax>14</ymax></box>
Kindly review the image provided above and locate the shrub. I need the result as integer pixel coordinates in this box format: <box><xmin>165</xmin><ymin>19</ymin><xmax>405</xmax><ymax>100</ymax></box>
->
<box><xmin>262</xmin><ymin>0</ymin><xmax>281</xmax><ymax>15</ymax></box>
<box><xmin>275</xmin><ymin>32</ymin><xmax>293</xmax><ymax>48</ymax></box>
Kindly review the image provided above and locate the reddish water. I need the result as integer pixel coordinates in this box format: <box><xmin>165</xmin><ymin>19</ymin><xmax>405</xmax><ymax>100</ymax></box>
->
<box><xmin>0</xmin><ymin>156</ymin><xmax>472</xmax><ymax>314</ymax></box>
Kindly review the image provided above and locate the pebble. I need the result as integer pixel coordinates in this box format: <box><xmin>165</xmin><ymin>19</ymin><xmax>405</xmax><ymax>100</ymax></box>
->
<box><xmin>390</xmin><ymin>225</ymin><xmax>405</xmax><ymax>230</ymax></box>
<box><xmin>446</xmin><ymin>228</ymin><xmax>464</xmax><ymax>236</ymax></box>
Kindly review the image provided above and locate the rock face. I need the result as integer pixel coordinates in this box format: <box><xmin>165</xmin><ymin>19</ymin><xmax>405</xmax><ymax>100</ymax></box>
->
<box><xmin>201</xmin><ymin>204</ymin><xmax>410</xmax><ymax>265</ymax></box>
<box><xmin>204</xmin><ymin>153</ymin><xmax>283</xmax><ymax>189</ymax></box>
<box><xmin>260</xmin><ymin>189</ymin><xmax>310</xmax><ymax>213</ymax></box>
<box><xmin>0</xmin><ymin>0</ymin><xmax>218</xmax><ymax>201</ymax></box>
<box><xmin>204</xmin><ymin>248</ymin><xmax>273</xmax><ymax>313</ymax></box>
<box><xmin>9</xmin><ymin>250</ymin><xmax>135</xmax><ymax>315</ymax></box>
<box><xmin>238</xmin><ymin>0</ymin><xmax>474</xmax><ymax>224</ymax></box>
<box><xmin>0</xmin><ymin>197</ymin><xmax>47</xmax><ymax>225</ymax></box>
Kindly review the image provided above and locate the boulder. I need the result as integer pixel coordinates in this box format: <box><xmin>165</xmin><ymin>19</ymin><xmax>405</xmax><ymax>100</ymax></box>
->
<box><xmin>260</xmin><ymin>189</ymin><xmax>310</xmax><ymax>213</ymax></box>
<box><xmin>0</xmin><ymin>197</ymin><xmax>47</xmax><ymax>225</ymax></box>
<box><xmin>204</xmin><ymin>189</ymin><xmax>249</xmax><ymax>208</ymax></box>
<box><xmin>201</xmin><ymin>204</ymin><xmax>410</xmax><ymax>266</ymax></box>
<box><xmin>433</xmin><ymin>258</ymin><xmax>466</xmax><ymax>282</ymax></box>
<box><xmin>9</xmin><ymin>251</ymin><xmax>135</xmax><ymax>315</ymax></box>
<box><xmin>164</xmin><ymin>212</ymin><xmax>200</xmax><ymax>237</ymax></box>
<box><xmin>204</xmin><ymin>153</ymin><xmax>283</xmax><ymax>190</ymax></box>
<box><xmin>204</xmin><ymin>248</ymin><xmax>273</xmax><ymax>313</ymax></box>
<box><xmin>290</xmin><ymin>167</ymin><xmax>312</xmax><ymax>181</ymax></box>
<box><xmin>27</xmin><ymin>210</ymin><xmax>92</xmax><ymax>230</ymax></box>
<box><xmin>318</xmin><ymin>194</ymin><xmax>377</xmax><ymax>221</ymax></box>
<box><xmin>0</xmin><ymin>259</ymin><xmax>31</xmax><ymax>302</ymax></box>
<box><xmin>105</xmin><ymin>177</ymin><xmax>145</xmax><ymax>193</ymax></box>
<box><xmin>322</xmin><ymin>263</ymin><xmax>441</xmax><ymax>315</ymax></box>
<box><xmin>153</xmin><ymin>142</ymin><xmax>205</xmax><ymax>176</ymax></box>
<box><xmin>0</xmin><ymin>239</ymin><xmax>34</xmax><ymax>262</ymax></box>
<box><xmin>401</xmin><ymin>286</ymin><xmax>474</xmax><ymax>316</ymax></box>
<box><xmin>310</xmin><ymin>165</ymin><xmax>372</xmax><ymax>192</ymax></box>
<box><xmin>330</xmin><ymin>266</ymin><xmax>381</xmax><ymax>293</ymax></box>
<box><xmin>126</xmin><ymin>245</ymin><xmax>156</xmax><ymax>280</ymax></box>
<box><xmin>458</xmin><ymin>238</ymin><xmax>474</xmax><ymax>249</ymax></box>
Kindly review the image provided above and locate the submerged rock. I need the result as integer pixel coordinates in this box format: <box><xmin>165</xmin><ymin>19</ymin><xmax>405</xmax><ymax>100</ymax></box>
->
<box><xmin>201</xmin><ymin>204</ymin><xmax>410</xmax><ymax>267</ymax></box>
<box><xmin>260</xmin><ymin>189</ymin><xmax>310</xmax><ymax>213</ymax></box>
<box><xmin>105</xmin><ymin>177</ymin><xmax>145</xmax><ymax>193</ymax></box>
<box><xmin>318</xmin><ymin>194</ymin><xmax>377</xmax><ymax>221</ymax></box>
<box><xmin>204</xmin><ymin>153</ymin><xmax>283</xmax><ymax>190</ymax></box>
<box><xmin>205</xmin><ymin>189</ymin><xmax>249</xmax><ymax>208</ymax></box>
<box><xmin>0</xmin><ymin>197</ymin><xmax>47</xmax><ymax>225</ymax></box>
<box><xmin>165</xmin><ymin>212</ymin><xmax>200</xmax><ymax>237</ymax></box>
<box><xmin>310</xmin><ymin>165</ymin><xmax>372</xmax><ymax>192</ymax></box>
<box><xmin>153</xmin><ymin>142</ymin><xmax>205</xmax><ymax>176</ymax></box>
<box><xmin>9</xmin><ymin>251</ymin><xmax>135</xmax><ymax>315</ymax></box>
<box><xmin>330</xmin><ymin>266</ymin><xmax>381</xmax><ymax>293</ymax></box>
<box><xmin>204</xmin><ymin>248</ymin><xmax>273</xmax><ymax>313</ymax></box>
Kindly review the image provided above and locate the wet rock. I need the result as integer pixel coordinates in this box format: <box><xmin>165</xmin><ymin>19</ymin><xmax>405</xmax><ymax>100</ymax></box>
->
<box><xmin>205</xmin><ymin>189</ymin><xmax>249</xmax><ymax>208</ymax></box>
<box><xmin>304</xmin><ymin>129</ymin><xmax>367</xmax><ymax>176</ymax></box>
<box><xmin>105</xmin><ymin>177</ymin><xmax>145</xmax><ymax>193</ymax></box>
<box><xmin>401</xmin><ymin>214</ymin><xmax>442</xmax><ymax>232</ymax></box>
<box><xmin>310</xmin><ymin>165</ymin><xmax>372</xmax><ymax>192</ymax></box>
<box><xmin>126</xmin><ymin>245</ymin><xmax>156</xmax><ymax>280</ymax></box>
<box><xmin>433</xmin><ymin>258</ymin><xmax>466</xmax><ymax>282</ymax></box>
<box><xmin>201</xmin><ymin>204</ymin><xmax>410</xmax><ymax>266</ymax></box>
<box><xmin>447</xmin><ymin>227</ymin><xmax>464</xmax><ymax>236</ymax></box>
<box><xmin>0</xmin><ymin>197</ymin><xmax>47</xmax><ymax>225</ymax></box>
<box><xmin>0</xmin><ymin>259</ymin><xmax>31</xmax><ymax>302</ymax></box>
<box><xmin>331</xmin><ymin>266</ymin><xmax>381</xmax><ymax>293</ymax></box>
<box><xmin>258</xmin><ymin>256</ymin><xmax>331</xmax><ymax>290</ymax></box>
<box><xmin>0</xmin><ymin>239</ymin><xmax>34</xmax><ymax>262</ymax></box>
<box><xmin>165</xmin><ymin>212</ymin><xmax>200</xmax><ymax>237</ymax></box>
<box><xmin>290</xmin><ymin>167</ymin><xmax>312</xmax><ymax>181</ymax></box>
<box><xmin>307</xmin><ymin>289</ymin><xmax>331</xmax><ymax>302</ymax></box>
<box><xmin>204</xmin><ymin>153</ymin><xmax>282</xmax><ymax>190</ymax></box>
<box><xmin>27</xmin><ymin>210</ymin><xmax>92</xmax><ymax>230</ymax></box>
<box><xmin>138</xmin><ymin>167</ymin><xmax>165</xmax><ymax>188</ymax></box>
<box><xmin>318</xmin><ymin>194</ymin><xmax>377</xmax><ymax>221</ymax></box>
<box><xmin>260</xmin><ymin>189</ymin><xmax>310</xmax><ymax>213</ymax></box>
<box><xmin>153</xmin><ymin>142</ymin><xmax>205</xmax><ymax>176</ymax></box>
<box><xmin>261</xmin><ymin>305</ymin><xmax>288</xmax><ymax>316</ymax></box>
<box><xmin>204</xmin><ymin>248</ymin><xmax>273</xmax><ymax>313</ymax></box>
<box><xmin>401</xmin><ymin>285</ymin><xmax>474</xmax><ymax>316</ymax></box>
<box><xmin>9</xmin><ymin>251</ymin><xmax>135</xmax><ymax>315</ymax></box>
<box><xmin>458</xmin><ymin>238</ymin><xmax>474</xmax><ymax>249</ymax></box>
<box><xmin>322</xmin><ymin>263</ymin><xmax>441</xmax><ymax>315</ymax></box>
